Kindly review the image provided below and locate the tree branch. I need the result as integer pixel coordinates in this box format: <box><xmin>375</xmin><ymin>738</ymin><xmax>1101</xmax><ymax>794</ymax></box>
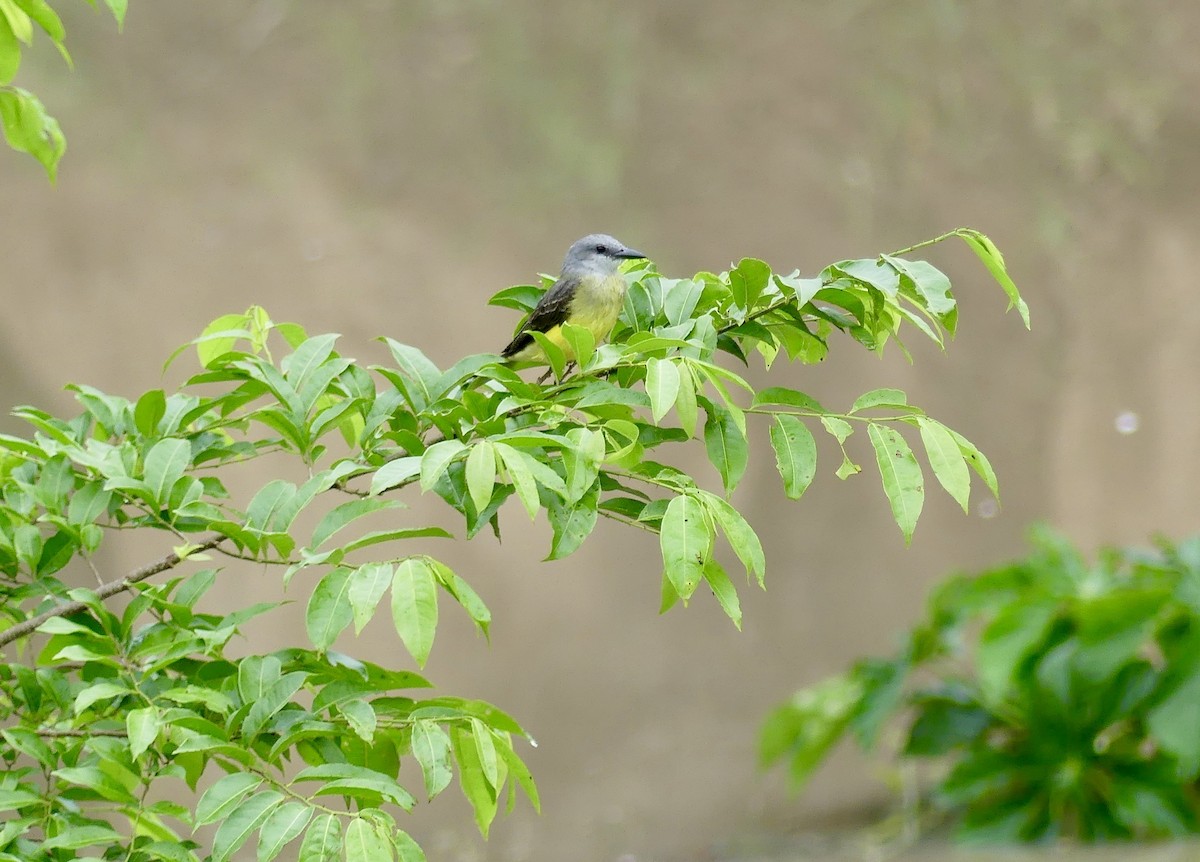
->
<box><xmin>0</xmin><ymin>535</ymin><xmax>226</xmax><ymax>650</ymax></box>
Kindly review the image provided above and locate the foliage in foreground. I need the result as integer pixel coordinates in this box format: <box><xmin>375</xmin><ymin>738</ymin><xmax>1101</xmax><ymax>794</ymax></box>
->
<box><xmin>0</xmin><ymin>231</ymin><xmax>1024</xmax><ymax>860</ymax></box>
<box><xmin>761</xmin><ymin>528</ymin><xmax>1200</xmax><ymax>843</ymax></box>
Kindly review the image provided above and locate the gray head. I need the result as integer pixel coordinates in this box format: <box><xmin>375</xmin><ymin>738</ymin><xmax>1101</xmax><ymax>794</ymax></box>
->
<box><xmin>561</xmin><ymin>233</ymin><xmax>646</xmax><ymax>277</ymax></box>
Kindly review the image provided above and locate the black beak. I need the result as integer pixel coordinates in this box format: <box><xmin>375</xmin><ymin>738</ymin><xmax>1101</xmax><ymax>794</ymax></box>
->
<box><xmin>616</xmin><ymin>246</ymin><xmax>646</xmax><ymax>260</ymax></box>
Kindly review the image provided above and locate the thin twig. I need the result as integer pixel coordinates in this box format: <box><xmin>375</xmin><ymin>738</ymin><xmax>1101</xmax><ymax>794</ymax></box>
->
<box><xmin>0</xmin><ymin>535</ymin><xmax>226</xmax><ymax>650</ymax></box>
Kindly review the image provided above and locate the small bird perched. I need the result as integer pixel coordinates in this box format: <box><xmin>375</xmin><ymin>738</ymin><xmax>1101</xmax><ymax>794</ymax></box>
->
<box><xmin>501</xmin><ymin>234</ymin><xmax>646</xmax><ymax>372</ymax></box>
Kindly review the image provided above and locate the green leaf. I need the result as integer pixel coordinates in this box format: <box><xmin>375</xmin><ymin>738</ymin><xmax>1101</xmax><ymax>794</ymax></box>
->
<box><xmin>195</xmin><ymin>773</ymin><xmax>262</xmax><ymax>826</ymax></box>
<box><xmin>494</xmin><ymin>442</ymin><xmax>539</xmax><ymax>520</ymax></box>
<box><xmin>103</xmin><ymin>0</ymin><xmax>127</xmax><ymax>28</ymax></box>
<box><xmin>392</xmin><ymin>557</ymin><xmax>439</xmax><ymax>667</ymax></box>
<box><xmin>411</xmin><ymin>720</ymin><xmax>454</xmax><ymax>801</ymax></box>
<box><xmin>39</xmin><ymin>825</ymin><xmax>123</xmax><ymax>851</ymax></box>
<box><xmin>646</xmin><ymin>357</ymin><xmax>680</xmax><ymax>424</ymax></box>
<box><xmin>126</xmin><ymin>706</ymin><xmax>161</xmax><ymax>759</ymax></box>
<box><xmin>257</xmin><ymin>802</ymin><xmax>312</xmax><ymax>862</ymax></box>
<box><xmin>370</xmin><ymin>456</ymin><xmax>421</xmax><ymax>495</ymax></box>
<box><xmin>673</xmin><ymin>360</ymin><xmax>698</xmax><ymax>438</ymax></box>
<box><xmin>976</xmin><ymin>601</ymin><xmax>1057</xmax><ymax>704</ymax></box>
<box><xmin>384</xmin><ymin>339</ymin><xmax>441</xmax><ymax>411</ymax></box>
<box><xmin>306</xmin><ymin>567</ymin><xmax>354</xmax><ymax>650</ymax></box>
<box><xmin>13</xmin><ymin>0</ymin><xmax>64</xmax><ymax>44</ymax></box>
<box><xmin>916</xmin><ymin>417</ymin><xmax>971</xmax><ymax>513</ymax></box>
<box><xmin>849</xmin><ymin>388</ymin><xmax>908</xmax><ymax>412</ymax></box>
<box><xmin>752</xmin><ymin>386</ymin><xmax>826</xmax><ymax>413</ymax></box>
<box><xmin>728</xmin><ymin>257</ymin><xmax>771</xmax><ymax>311</ymax></box>
<box><xmin>298</xmin><ymin>813</ymin><xmax>341</xmax><ymax>862</ymax></box>
<box><xmin>660</xmin><ymin>494</ymin><xmax>710</xmax><ymax>602</ymax></box>
<box><xmin>559</xmin><ymin>322</ymin><xmax>596</xmax><ymax>369</ymax></box>
<box><xmin>348</xmin><ymin>562</ymin><xmax>393</xmax><ymax>634</ymax></box>
<box><xmin>134</xmin><ymin>388</ymin><xmax>167</xmax><ymax>437</ymax></box>
<box><xmin>242</xmin><ymin>672</ymin><xmax>307</xmax><ymax>739</ymax></box>
<box><xmin>546</xmin><ymin>483</ymin><xmax>599</xmax><ymax>560</ymax></box>
<box><xmin>341</xmin><ymin>698</ymin><xmax>377</xmax><ymax>742</ymax></box>
<box><xmin>310</xmin><ymin>497</ymin><xmax>403</xmax><ymax>548</ymax></box>
<box><xmin>1148</xmin><ymin>668</ymin><xmax>1200</xmax><ymax>777</ymax></box>
<box><xmin>419</xmin><ymin>439</ymin><xmax>467</xmax><ymax>492</ymax></box>
<box><xmin>0</xmin><ymin>15</ymin><xmax>20</xmax><ymax>83</ymax></box>
<box><xmin>344</xmin><ymin>816</ymin><xmax>392</xmax><ymax>862</ymax></box>
<box><xmin>393</xmin><ymin>830</ymin><xmax>428</xmax><ymax>862</ymax></box>
<box><xmin>947</xmin><ymin>427</ymin><xmax>1000</xmax><ymax>502</ymax></box>
<box><xmin>703</xmin><ymin>558</ymin><xmax>742</xmax><ymax>629</ymax></box>
<box><xmin>702</xmin><ymin>492</ymin><xmax>766</xmax><ymax>588</ymax></box>
<box><xmin>881</xmin><ymin>255</ymin><xmax>956</xmax><ymax>316</ymax></box>
<box><xmin>452</xmin><ymin>725</ymin><xmax>499</xmax><ymax>838</ymax></box>
<box><xmin>703</xmin><ymin>401</ymin><xmax>748</xmax><ymax>495</ymax></box>
<box><xmin>143</xmin><ymin>438</ymin><xmax>191</xmax><ymax>507</ymax></box>
<box><xmin>211</xmin><ymin>790</ymin><xmax>283</xmax><ymax>862</ymax></box>
<box><xmin>956</xmin><ymin>229</ymin><xmax>1030</xmax><ymax>328</ymax></box>
<box><xmin>73</xmin><ymin>681</ymin><xmax>128</xmax><ymax>715</ymax></box>
<box><xmin>430</xmin><ymin>559</ymin><xmax>491</xmax><ymax>637</ymax></box>
<box><xmin>768</xmin><ymin>414</ymin><xmax>816</xmax><ymax>501</ymax></box>
<box><xmin>867</xmin><ymin>424</ymin><xmax>924</xmax><ymax>543</ymax></box>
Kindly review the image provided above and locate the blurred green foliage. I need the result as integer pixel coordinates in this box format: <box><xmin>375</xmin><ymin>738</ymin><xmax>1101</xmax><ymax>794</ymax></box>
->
<box><xmin>762</xmin><ymin>527</ymin><xmax>1200</xmax><ymax>842</ymax></box>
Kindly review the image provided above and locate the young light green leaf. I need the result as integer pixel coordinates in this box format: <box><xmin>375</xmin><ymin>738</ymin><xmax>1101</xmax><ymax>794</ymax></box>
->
<box><xmin>306</xmin><ymin>567</ymin><xmax>354</xmax><ymax>650</ymax></box>
<box><xmin>867</xmin><ymin>424</ymin><xmax>924</xmax><ymax>544</ymax></box>
<box><xmin>465</xmin><ymin>441</ymin><xmax>496</xmax><ymax>516</ymax></box>
<box><xmin>494</xmin><ymin>442</ymin><xmax>539</xmax><ymax>520</ymax></box>
<box><xmin>956</xmin><ymin>228</ymin><xmax>1030</xmax><ymax>328</ymax></box>
<box><xmin>143</xmin><ymin>438</ymin><xmax>190</xmax><ymax>506</ymax></box>
<box><xmin>849</xmin><ymin>388</ymin><xmax>909</xmax><ymax>413</ymax></box>
<box><xmin>298</xmin><ymin>813</ymin><xmax>341</xmax><ymax>862</ymax></box>
<box><xmin>195</xmin><ymin>773</ymin><xmax>262</xmax><ymax>826</ymax></box>
<box><xmin>916</xmin><ymin>417</ymin><xmax>971</xmax><ymax>513</ymax></box>
<box><xmin>703</xmin><ymin>559</ymin><xmax>742</xmax><ymax>629</ymax></box>
<box><xmin>370</xmin><ymin>456</ymin><xmax>421</xmax><ymax>496</ymax></box>
<box><xmin>703</xmin><ymin>402</ymin><xmax>748</xmax><ymax>495</ymax></box>
<box><xmin>769</xmin><ymin>414</ymin><xmax>817</xmax><ymax>501</ymax></box>
<box><xmin>820</xmin><ymin>416</ymin><xmax>853</xmax><ymax>445</ymax></box>
<box><xmin>134</xmin><ymin>388</ymin><xmax>166</xmax><ymax>437</ymax></box>
<box><xmin>420</xmin><ymin>439</ymin><xmax>467</xmax><ymax>492</ymax></box>
<box><xmin>660</xmin><ymin>494</ymin><xmax>711</xmax><ymax>602</ymax></box>
<box><xmin>125</xmin><ymin>707</ymin><xmax>161</xmax><ymax>759</ymax></box>
<box><xmin>947</xmin><ymin>427</ymin><xmax>1000</xmax><ymax>502</ymax></box>
<box><xmin>559</xmin><ymin>322</ymin><xmax>596</xmax><ymax>369</ymax></box>
<box><xmin>257</xmin><ymin>801</ymin><xmax>312</xmax><ymax>862</ymax></box>
<box><xmin>392</xmin><ymin>557</ymin><xmax>439</xmax><ymax>667</ymax></box>
<box><xmin>348</xmin><ymin>562</ymin><xmax>393</xmax><ymax>634</ymax></box>
<box><xmin>646</xmin><ymin>357</ymin><xmax>681</xmax><ymax>424</ymax></box>
<box><xmin>411</xmin><ymin>721</ymin><xmax>454</xmax><ymax>800</ymax></box>
<box><xmin>702</xmin><ymin>492</ymin><xmax>766</xmax><ymax>588</ymax></box>
<box><xmin>74</xmin><ymin>681</ymin><xmax>128</xmax><ymax>714</ymax></box>
<box><xmin>673</xmin><ymin>360</ymin><xmax>698</xmax><ymax>438</ymax></box>
<box><xmin>429</xmin><ymin>559</ymin><xmax>491</xmax><ymax>637</ymax></box>
<box><xmin>470</xmin><ymin>718</ymin><xmax>500</xmax><ymax>790</ymax></box>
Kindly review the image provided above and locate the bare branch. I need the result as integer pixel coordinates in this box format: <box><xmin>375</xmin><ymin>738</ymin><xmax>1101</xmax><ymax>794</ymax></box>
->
<box><xmin>0</xmin><ymin>535</ymin><xmax>226</xmax><ymax>650</ymax></box>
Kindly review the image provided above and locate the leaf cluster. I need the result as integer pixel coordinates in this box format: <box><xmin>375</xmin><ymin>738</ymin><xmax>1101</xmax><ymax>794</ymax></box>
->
<box><xmin>0</xmin><ymin>231</ymin><xmax>1023</xmax><ymax>859</ymax></box>
<box><xmin>761</xmin><ymin>528</ymin><xmax>1200</xmax><ymax>842</ymax></box>
<box><xmin>0</xmin><ymin>0</ymin><xmax>124</xmax><ymax>180</ymax></box>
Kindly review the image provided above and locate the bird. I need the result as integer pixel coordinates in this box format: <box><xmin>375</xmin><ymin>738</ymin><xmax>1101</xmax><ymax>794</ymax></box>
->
<box><xmin>501</xmin><ymin>234</ymin><xmax>646</xmax><ymax>377</ymax></box>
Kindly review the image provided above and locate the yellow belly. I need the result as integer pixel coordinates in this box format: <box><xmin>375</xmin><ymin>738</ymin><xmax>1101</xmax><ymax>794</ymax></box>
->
<box><xmin>510</xmin><ymin>274</ymin><xmax>625</xmax><ymax>363</ymax></box>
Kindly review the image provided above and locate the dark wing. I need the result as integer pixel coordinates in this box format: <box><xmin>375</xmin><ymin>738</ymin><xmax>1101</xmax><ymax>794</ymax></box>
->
<box><xmin>501</xmin><ymin>274</ymin><xmax>580</xmax><ymax>358</ymax></box>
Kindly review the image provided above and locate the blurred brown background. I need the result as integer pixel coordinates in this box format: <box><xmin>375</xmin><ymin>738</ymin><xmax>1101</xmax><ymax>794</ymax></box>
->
<box><xmin>3</xmin><ymin>2</ymin><xmax>1199</xmax><ymax>860</ymax></box>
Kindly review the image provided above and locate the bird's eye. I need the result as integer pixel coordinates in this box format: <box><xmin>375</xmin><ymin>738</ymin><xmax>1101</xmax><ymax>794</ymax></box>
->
<box><xmin>595</xmin><ymin>244</ymin><xmax>609</xmax><ymax>255</ymax></box>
